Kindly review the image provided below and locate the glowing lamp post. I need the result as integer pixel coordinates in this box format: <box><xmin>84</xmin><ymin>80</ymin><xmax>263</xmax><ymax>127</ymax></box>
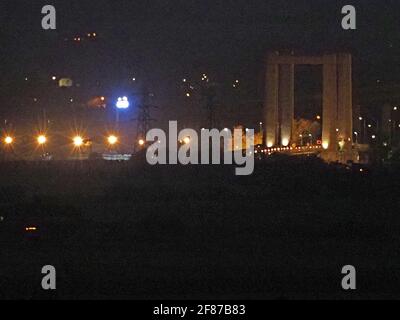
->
<box><xmin>106</xmin><ymin>135</ymin><xmax>119</xmax><ymax>152</ymax></box>
<box><xmin>116</xmin><ymin>96</ymin><xmax>130</xmax><ymax>109</ymax></box>
<box><xmin>354</xmin><ymin>131</ymin><xmax>358</xmax><ymax>144</ymax></box>
<box><xmin>37</xmin><ymin>135</ymin><xmax>47</xmax><ymax>145</ymax></box>
<box><xmin>73</xmin><ymin>136</ymin><xmax>84</xmax><ymax>148</ymax></box>
<box><xmin>36</xmin><ymin>135</ymin><xmax>48</xmax><ymax>156</ymax></box>
<box><xmin>108</xmin><ymin>135</ymin><xmax>118</xmax><ymax>146</ymax></box>
<box><xmin>115</xmin><ymin>96</ymin><xmax>130</xmax><ymax>129</ymax></box>
<box><xmin>4</xmin><ymin>136</ymin><xmax>13</xmax><ymax>145</ymax></box>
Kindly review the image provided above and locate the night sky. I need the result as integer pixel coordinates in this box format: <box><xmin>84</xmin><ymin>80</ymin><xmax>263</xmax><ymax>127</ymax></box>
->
<box><xmin>1</xmin><ymin>0</ymin><xmax>400</xmax><ymax>126</ymax></box>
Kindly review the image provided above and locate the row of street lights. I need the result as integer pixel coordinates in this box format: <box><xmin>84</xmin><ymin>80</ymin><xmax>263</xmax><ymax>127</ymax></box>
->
<box><xmin>3</xmin><ymin>96</ymin><xmax>131</xmax><ymax>150</ymax></box>
<box><xmin>2</xmin><ymin>134</ymin><xmax>121</xmax><ymax>148</ymax></box>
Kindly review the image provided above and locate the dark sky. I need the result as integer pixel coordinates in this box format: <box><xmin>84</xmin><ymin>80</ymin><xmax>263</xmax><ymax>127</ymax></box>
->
<box><xmin>1</xmin><ymin>0</ymin><xmax>400</xmax><ymax>124</ymax></box>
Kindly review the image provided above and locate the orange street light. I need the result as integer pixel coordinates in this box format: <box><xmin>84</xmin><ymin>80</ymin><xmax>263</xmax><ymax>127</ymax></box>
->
<box><xmin>4</xmin><ymin>136</ymin><xmax>13</xmax><ymax>145</ymax></box>
<box><xmin>73</xmin><ymin>136</ymin><xmax>84</xmax><ymax>147</ymax></box>
<box><xmin>108</xmin><ymin>135</ymin><xmax>118</xmax><ymax>146</ymax></box>
<box><xmin>37</xmin><ymin>135</ymin><xmax>47</xmax><ymax>145</ymax></box>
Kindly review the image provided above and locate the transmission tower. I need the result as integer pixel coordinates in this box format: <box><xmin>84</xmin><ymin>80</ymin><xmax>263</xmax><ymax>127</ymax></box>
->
<box><xmin>131</xmin><ymin>88</ymin><xmax>158</xmax><ymax>151</ymax></box>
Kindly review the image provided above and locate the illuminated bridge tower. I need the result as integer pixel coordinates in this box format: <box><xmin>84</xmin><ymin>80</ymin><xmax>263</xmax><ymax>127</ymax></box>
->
<box><xmin>264</xmin><ymin>52</ymin><xmax>355</xmax><ymax>163</ymax></box>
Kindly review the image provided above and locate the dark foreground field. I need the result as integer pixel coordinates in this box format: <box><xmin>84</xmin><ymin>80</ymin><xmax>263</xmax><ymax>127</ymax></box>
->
<box><xmin>1</xmin><ymin>156</ymin><xmax>400</xmax><ymax>300</ymax></box>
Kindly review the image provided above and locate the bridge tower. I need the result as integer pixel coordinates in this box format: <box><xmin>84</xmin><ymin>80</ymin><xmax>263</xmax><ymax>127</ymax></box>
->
<box><xmin>264</xmin><ymin>51</ymin><xmax>356</xmax><ymax>163</ymax></box>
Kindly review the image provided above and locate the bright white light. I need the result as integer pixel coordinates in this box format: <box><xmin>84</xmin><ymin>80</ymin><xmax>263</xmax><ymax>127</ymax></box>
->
<box><xmin>108</xmin><ymin>135</ymin><xmax>118</xmax><ymax>145</ymax></box>
<box><xmin>4</xmin><ymin>136</ymin><xmax>13</xmax><ymax>145</ymax></box>
<box><xmin>282</xmin><ymin>138</ymin><xmax>289</xmax><ymax>147</ymax></box>
<box><xmin>183</xmin><ymin>137</ymin><xmax>191</xmax><ymax>144</ymax></box>
<box><xmin>138</xmin><ymin>139</ymin><xmax>145</xmax><ymax>146</ymax></box>
<box><xmin>372</xmin><ymin>135</ymin><xmax>376</xmax><ymax>139</ymax></box>
<box><xmin>116</xmin><ymin>96</ymin><xmax>130</xmax><ymax>109</ymax></box>
<box><xmin>73</xmin><ymin>136</ymin><xmax>84</xmax><ymax>147</ymax></box>
<box><xmin>322</xmin><ymin>142</ymin><xmax>329</xmax><ymax>150</ymax></box>
<box><xmin>267</xmin><ymin>142</ymin><xmax>273</xmax><ymax>148</ymax></box>
<box><xmin>37</xmin><ymin>135</ymin><xmax>47</xmax><ymax>145</ymax></box>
